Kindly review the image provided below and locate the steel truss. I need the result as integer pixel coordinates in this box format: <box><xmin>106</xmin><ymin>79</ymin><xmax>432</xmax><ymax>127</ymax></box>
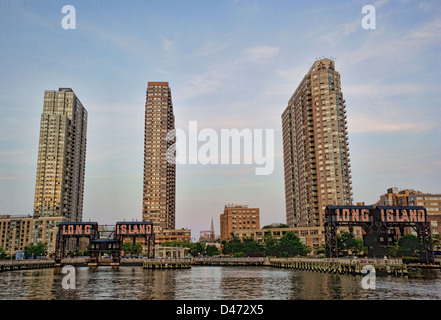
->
<box><xmin>54</xmin><ymin>221</ymin><xmax>156</xmax><ymax>263</ymax></box>
<box><xmin>324</xmin><ymin>206</ymin><xmax>434</xmax><ymax>264</ymax></box>
<box><xmin>54</xmin><ymin>222</ymin><xmax>99</xmax><ymax>263</ymax></box>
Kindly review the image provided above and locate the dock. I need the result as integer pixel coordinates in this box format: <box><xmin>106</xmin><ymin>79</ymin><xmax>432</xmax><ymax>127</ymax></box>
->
<box><xmin>143</xmin><ymin>258</ymin><xmax>192</xmax><ymax>270</ymax></box>
<box><xmin>269</xmin><ymin>257</ymin><xmax>409</xmax><ymax>276</ymax></box>
<box><xmin>0</xmin><ymin>260</ymin><xmax>55</xmax><ymax>272</ymax></box>
<box><xmin>0</xmin><ymin>257</ymin><xmax>436</xmax><ymax>277</ymax></box>
<box><xmin>192</xmin><ymin>257</ymin><xmax>267</xmax><ymax>266</ymax></box>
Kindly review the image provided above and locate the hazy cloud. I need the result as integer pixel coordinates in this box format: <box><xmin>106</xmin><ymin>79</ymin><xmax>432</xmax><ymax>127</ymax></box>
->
<box><xmin>241</xmin><ymin>46</ymin><xmax>280</xmax><ymax>64</ymax></box>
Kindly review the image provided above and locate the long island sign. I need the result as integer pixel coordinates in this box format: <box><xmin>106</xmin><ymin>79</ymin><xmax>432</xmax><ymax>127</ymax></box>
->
<box><xmin>326</xmin><ymin>205</ymin><xmax>427</xmax><ymax>224</ymax></box>
<box><xmin>116</xmin><ymin>221</ymin><xmax>153</xmax><ymax>236</ymax></box>
<box><xmin>57</xmin><ymin>221</ymin><xmax>154</xmax><ymax>237</ymax></box>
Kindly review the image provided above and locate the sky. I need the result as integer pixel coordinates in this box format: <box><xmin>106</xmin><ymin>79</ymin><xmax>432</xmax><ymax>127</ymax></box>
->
<box><xmin>0</xmin><ymin>0</ymin><xmax>440</xmax><ymax>241</ymax></box>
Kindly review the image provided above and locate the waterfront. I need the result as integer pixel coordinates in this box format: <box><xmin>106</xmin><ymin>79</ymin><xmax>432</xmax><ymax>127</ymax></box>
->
<box><xmin>0</xmin><ymin>266</ymin><xmax>440</xmax><ymax>300</ymax></box>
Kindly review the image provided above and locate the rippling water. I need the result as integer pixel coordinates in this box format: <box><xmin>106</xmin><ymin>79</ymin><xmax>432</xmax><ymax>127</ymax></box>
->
<box><xmin>0</xmin><ymin>266</ymin><xmax>440</xmax><ymax>300</ymax></box>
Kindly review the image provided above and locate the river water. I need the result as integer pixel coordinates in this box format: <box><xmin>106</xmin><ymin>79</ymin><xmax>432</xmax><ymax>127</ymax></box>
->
<box><xmin>0</xmin><ymin>265</ymin><xmax>440</xmax><ymax>300</ymax></box>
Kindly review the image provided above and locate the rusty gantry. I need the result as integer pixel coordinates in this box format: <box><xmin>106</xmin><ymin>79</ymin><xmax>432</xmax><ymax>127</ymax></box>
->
<box><xmin>55</xmin><ymin>221</ymin><xmax>155</xmax><ymax>264</ymax></box>
<box><xmin>324</xmin><ymin>205</ymin><xmax>433</xmax><ymax>264</ymax></box>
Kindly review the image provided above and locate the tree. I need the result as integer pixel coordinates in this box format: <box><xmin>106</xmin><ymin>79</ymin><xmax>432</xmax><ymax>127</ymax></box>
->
<box><xmin>242</xmin><ymin>237</ymin><xmax>264</xmax><ymax>256</ymax></box>
<box><xmin>315</xmin><ymin>244</ymin><xmax>327</xmax><ymax>256</ymax></box>
<box><xmin>276</xmin><ymin>232</ymin><xmax>308</xmax><ymax>257</ymax></box>
<box><xmin>221</xmin><ymin>234</ymin><xmax>242</xmax><ymax>256</ymax></box>
<box><xmin>337</xmin><ymin>232</ymin><xmax>365</xmax><ymax>255</ymax></box>
<box><xmin>221</xmin><ymin>235</ymin><xmax>264</xmax><ymax>257</ymax></box>
<box><xmin>205</xmin><ymin>244</ymin><xmax>219</xmax><ymax>257</ymax></box>
<box><xmin>432</xmin><ymin>234</ymin><xmax>441</xmax><ymax>251</ymax></box>
<box><xmin>24</xmin><ymin>243</ymin><xmax>47</xmax><ymax>258</ymax></box>
<box><xmin>0</xmin><ymin>248</ymin><xmax>9</xmax><ymax>259</ymax></box>
<box><xmin>263</xmin><ymin>233</ymin><xmax>278</xmax><ymax>256</ymax></box>
<box><xmin>397</xmin><ymin>234</ymin><xmax>421</xmax><ymax>257</ymax></box>
<box><xmin>189</xmin><ymin>241</ymin><xmax>206</xmax><ymax>257</ymax></box>
<box><xmin>163</xmin><ymin>240</ymin><xmax>192</xmax><ymax>248</ymax></box>
<box><xmin>262</xmin><ymin>223</ymin><xmax>289</xmax><ymax>229</ymax></box>
<box><xmin>121</xmin><ymin>242</ymin><xmax>143</xmax><ymax>256</ymax></box>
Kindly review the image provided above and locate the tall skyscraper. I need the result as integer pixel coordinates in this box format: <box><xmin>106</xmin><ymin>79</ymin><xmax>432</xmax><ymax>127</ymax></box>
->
<box><xmin>143</xmin><ymin>82</ymin><xmax>176</xmax><ymax>235</ymax></box>
<box><xmin>33</xmin><ymin>88</ymin><xmax>88</xmax><ymax>222</ymax></box>
<box><xmin>282</xmin><ymin>59</ymin><xmax>352</xmax><ymax>228</ymax></box>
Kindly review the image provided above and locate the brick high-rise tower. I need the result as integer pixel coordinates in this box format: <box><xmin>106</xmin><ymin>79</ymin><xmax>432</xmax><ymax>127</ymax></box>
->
<box><xmin>143</xmin><ymin>82</ymin><xmax>176</xmax><ymax>235</ymax></box>
<box><xmin>282</xmin><ymin>59</ymin><xmax>352</xmax><ymax>228</ymax></box>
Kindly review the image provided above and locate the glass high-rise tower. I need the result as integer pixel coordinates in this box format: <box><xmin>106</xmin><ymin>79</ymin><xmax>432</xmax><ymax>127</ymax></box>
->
<box><xmin>31</xmin><ymin>88</ymin><xmax>87</xmax><ymax>250</ymax></box>
<box><xmin>282</xmin><ymin>59</ymin><xmax>352</xmax><ymax>228</ymax></box>
<box><xmin>33</xmin><ymin>88</ymin><xmax>87</xmax><ymax>222</ymax></box>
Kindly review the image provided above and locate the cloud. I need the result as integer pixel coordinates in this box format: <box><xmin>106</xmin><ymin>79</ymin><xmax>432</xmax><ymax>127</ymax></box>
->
<box><xmin>344</xmin><ymin>82</ymin><xmax>439</xmax><ymax>98</ymax></box>
<box><xmin>81</xmin><ymin>22</ymin><xmax>151</xmax><ymax>57</ymax></box>
<box><xmin>199</xmin><ymin>40</ymin><xmax>231</xmax><ymax>56</ymax></box>
<box><xmin>343</xmin><ymin>80</ymin><xmax>439</xmax><ymax>134</ymax></box>
<box><xmin>348</xmin><ymin>114</ymin><xmax>428</xmax><ymax>133</ymax></box>
<box><xmin>418</xmin><ymin>1</ymin><xmax>434</xmax><ymax>12</ymax></box>
<box><xmin>178</xmin><ymin>45</ymin><xmax>280</xmax><ymax>100</ymax></box>
<box><xmin>340</xmin><ymin>18</ymin><xmax>441</xmax><ymax>67</ymax></box>
<box><xmin>161</xmin><ymin>37</ymin><xmax>176</xmax><ymax>53</ymax></box>
<box><xmin>241</xmin><ymin>46</ymin><xmax>280</xmax><ymax>64</ymax></box>
<box><xmin>407</xmin><ymin>19</ymin><xmax>441</xmax><ymax>40</ymax></box>
<box><xmin>177</xmin><ymin>67</ymin><xmax>227</xmax><ymax>100</ymax></box>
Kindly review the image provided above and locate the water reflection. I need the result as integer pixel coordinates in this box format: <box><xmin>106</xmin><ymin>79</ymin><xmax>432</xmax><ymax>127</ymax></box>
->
<box><xmin>0</xmin><ymin>266</ymin><xmax>440</xmax><ymax>300</ymax></box>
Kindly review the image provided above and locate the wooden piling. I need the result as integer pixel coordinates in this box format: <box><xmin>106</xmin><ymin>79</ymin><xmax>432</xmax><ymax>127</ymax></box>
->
<box><xmin>269</xmin><ymin>258</ymin><xmax>409</xmax><ymax>276</ymax></box>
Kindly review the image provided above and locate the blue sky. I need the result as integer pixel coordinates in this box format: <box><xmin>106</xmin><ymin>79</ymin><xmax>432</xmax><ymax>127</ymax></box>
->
<box><xmin>0</xmin><ymin>0</ymin><xmax>440</xmax><ymax>241</ymax></box>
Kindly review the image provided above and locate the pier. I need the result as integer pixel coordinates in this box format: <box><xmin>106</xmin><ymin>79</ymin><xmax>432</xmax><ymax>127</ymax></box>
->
<box><xmin>1</xmin><ymin>257</ymin><xmax>437</xmax><ymax>277</ymax></box>
<box><xmin>269</xmin><ymin>257</ymin><xmax>409</xmax><ymax>276</ymax></box>
<box><xmin>0</xmin><ymin>259</ymin><xmax>55</xmax><ymax>272</ymax></box>
<box><xmin>143</xmin><ymin>258</ymin><xmax>192</xmax><ymax>270</ymax></box>
<box><xmin>192</xmin><ymin>257</ymin><xmax>267</xmax><ymax>266</ymax></box>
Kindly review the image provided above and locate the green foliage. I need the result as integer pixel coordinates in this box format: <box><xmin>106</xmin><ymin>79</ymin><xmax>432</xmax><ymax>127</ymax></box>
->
<box><xmin>337</xmin><ymin>232</ymin><xmax>365</xmax><ymax>255</ymax></box>
<box><xmin>402</xmin><ymin>256</ymin><xmax>421</xmax><ymax>264</ymax></box>
<box><xmin>263</xmin><ymin>234</ymin><xmax>278</xmax><ymax>256</ymax></box>
<box><xmin>388</xmin><ymin>234</ymin><xmax>423</xmax><ymax>258</ymax></box>
<box><xmin>388</xmin><ymin>245</ymin><xmax>399</xmax><ymax>258</ymax></box>
<box><xmin>67</xmin><ymin>249</ymin><xmax>80</xmax><ymax>257</ymax></box>
<box><xmin>277</xmin><ymin>232</ymin><xmax>309</xmax><ymax>257</ymax></box>
<box><xmin>189</xmin><ymin>241</ymin><xmax>206</xmax><ymax>257</ymax></box>
<box><xmin>24</xmin><ymin>242</ymin><xmax>47</xmax><ymax>258</ymax></box>
<box><xmin>432</xmin><ymin>234</ymin><xmax>441</xmax><ymax>250</ymax></box>
<box><xmin>316</xmin><ymin>244</ymin><xmax>327</xmax><ymax>255</ymax></box>
<box><xmin>221</xmin><ymin>234</ymin><xmax>243</xmax><ymax>256</ymax></box>
<box><xmin>397</xmin><ymin>234</ymin><xmax>421</xmax><ymax>257</ymax></box>
<box><xmin>161</xmin><ymin>240</ymin><xmax>218</xmax><ymax>257</ymax></box>
<box><xmin>221</xmin><ymin>231</ymin><xmax>309</xmax><ymax>257</ymax></box>
<box><xmin>233</xmin><ymin>252</ymin><xmax>247</xmax><ymax>257</ymax></box>
<box><xmin>0</xmin><ymin>248</ymin><xmax>9</xmax><ymax>259</ymax></box>
<box><xmin>121</xmin><ymin>242</ymin><xmax>143</xmax><ymax>255</ymax></box>
<box><xmin>162</xmin><ymin>240</ymin><xmax>192</xmax><ymax>248</ymax></box>
<box><xmin>205</xmin><ymin>244</ymin><xmax>220</xmax><ymax>256</ymax></box>
<box><xmin>262</xmin><ymin>224</ymin><xmax>289</xmax><ymax>229</ymax></box>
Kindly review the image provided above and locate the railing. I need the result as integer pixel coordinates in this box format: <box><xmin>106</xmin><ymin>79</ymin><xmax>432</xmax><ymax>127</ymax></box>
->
<box><xmin>269</xmin><ymin>257</ymin><xmax>403</xmax><ymax>265</ymax></box>
<box><xmin>0</xmin><ymin>258</ymin><xmax>55</xmax><ymax>265</ymax></box>
<box><xmin>192</xmin><ymin>257</ymin><xmax>266</xmax><ymax>265</ymax></box>
<box><xmin>0</xmin><ymin>259</ymin><xmax>55</xmax><ymax>272</ymax></box>
<box><xmin>145</xmin><ymin>258</ymin><xmax>192</xmax><ymax>263</ymax></box>
<box><xmin>143</xmin><ymin>257</ymin><xmax>192</xmax><ymax>269</ymax></box>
